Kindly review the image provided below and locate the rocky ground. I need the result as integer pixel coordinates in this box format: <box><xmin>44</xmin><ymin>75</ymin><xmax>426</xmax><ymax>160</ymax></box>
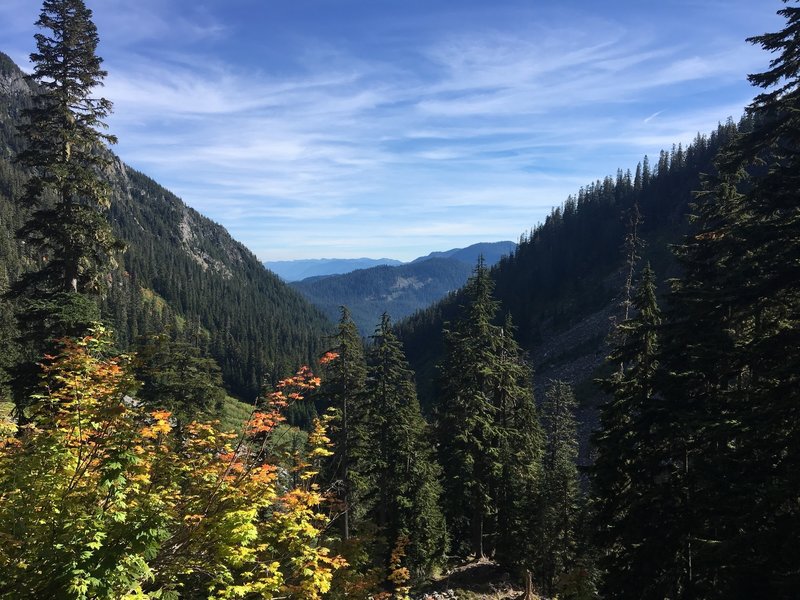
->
<box><xmin>413</xmin><ymin>559</ymin><xmax>543</xmax><ymax>600</ymax></box>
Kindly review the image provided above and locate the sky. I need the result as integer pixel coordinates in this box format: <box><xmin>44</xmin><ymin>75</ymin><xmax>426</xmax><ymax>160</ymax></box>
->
<box><xmin>0</xmin><ymin>0</ymin><xmax>785</xmax><ymax>261</ymax></box>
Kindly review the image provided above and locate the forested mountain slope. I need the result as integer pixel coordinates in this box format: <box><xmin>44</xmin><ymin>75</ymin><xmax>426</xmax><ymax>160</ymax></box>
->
<box><xmin>397</xmin><ymin>117</ymin><xmax>747</xmax><ymax>415</ymax></box>
<box><xmin>0</xmin><ymin>51</ymin><xmax>330</xmax><ymax>401</ymax></box>
<box><xmin>292</xmin><ymin>242</ymin><xmax>515</xmax><ymax>335</ymax></box>
<box><xmin>292</xmin><ymin>257</ymin><xmax>473</xmax><ymax>335</ymax></box>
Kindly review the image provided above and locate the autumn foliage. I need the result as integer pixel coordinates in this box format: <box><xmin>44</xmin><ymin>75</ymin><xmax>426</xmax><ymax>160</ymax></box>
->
<box><xmin>0</xmin><ymin>328</ymin><xmax>344</xmax><ymax>599</ymax></box>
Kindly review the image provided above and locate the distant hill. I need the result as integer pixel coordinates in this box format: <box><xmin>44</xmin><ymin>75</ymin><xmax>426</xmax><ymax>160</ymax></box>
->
<box><xmin>265</xmin><ymin>258</ymin><xmax>403</xmax><ymax>281</ymax></box>
<box><xmin>291</xmin><ymin>242</ymin><xmax>515</xmax><ymax>335</ymax></box>
<box><xmin>411</xmin><ymin>241</ymin><xmax>517</xmax><ymax>266</ymax></box>
<box><xmin>0</xmin><ymin>51</ymin><xmax>331</xmax><ymax>401</ymax></box>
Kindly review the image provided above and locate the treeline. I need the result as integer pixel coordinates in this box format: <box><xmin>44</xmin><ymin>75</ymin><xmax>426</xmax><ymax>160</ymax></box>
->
<box><xmin>589</xmin><ymin>3</ymin><xmax>800</xmax><ymax>594</ymax></box>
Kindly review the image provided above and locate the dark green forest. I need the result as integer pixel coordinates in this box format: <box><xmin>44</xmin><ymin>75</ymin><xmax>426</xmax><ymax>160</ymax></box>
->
<box><xmin>0</xmin><ymin>0</ymin><xmax>798</xmax><ymax>599</ymax></box>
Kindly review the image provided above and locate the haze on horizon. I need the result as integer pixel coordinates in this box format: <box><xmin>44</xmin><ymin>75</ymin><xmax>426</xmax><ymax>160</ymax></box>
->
<box><xmin>0</xmin><ymin>0</ymin><xmax>783</xmax><ymax>261</ymax></box>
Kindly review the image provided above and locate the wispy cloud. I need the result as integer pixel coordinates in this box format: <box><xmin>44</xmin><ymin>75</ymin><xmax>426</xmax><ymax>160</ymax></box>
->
<box><xmin>2</xmin><ymin>0</ymin><xmax>782</xmax><ymax>260</ymax></box>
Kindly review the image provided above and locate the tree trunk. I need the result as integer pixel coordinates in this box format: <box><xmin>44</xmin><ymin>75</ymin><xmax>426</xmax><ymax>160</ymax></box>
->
<box><xmin>523</xmin><ymin>569</ymin><xmax>535</xmax><ymax>600</ymax></box>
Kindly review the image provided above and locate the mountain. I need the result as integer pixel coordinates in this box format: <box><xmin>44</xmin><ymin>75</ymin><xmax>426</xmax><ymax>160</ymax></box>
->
<box><xmin>292</xmin><ymin>257</ymin><xmax>473</xmax><ymax>335</ymax></box>
<box><xmin>396</xmin><ymin>119</ymin><xmax>749</xmax><ymax>454</ymax></box>
<box><xmin>0</xmin><ymin>51</ymin><xmax>331</xmax><ymax>401</ymax></box>
<box><xmin>264</xmin><ymin>257</ymin><xmax>403</xmax><ymax>281</ymax></box>
<box><xmin>290</xmin><ymin>242</ymin><xmax>516</xmax><ymax>335</ymax></box>
<box><xmin>411</xmin><ymin>241</ymin><xmax>517</xmax><ymax>266</ymax></box>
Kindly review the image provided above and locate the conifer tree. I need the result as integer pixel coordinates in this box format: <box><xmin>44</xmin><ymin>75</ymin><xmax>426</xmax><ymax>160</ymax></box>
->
<box><xmin>362</xmin><ymin>313</ymin><xmax>446</xmax><ymax>582</ymax></box>
<box><xmin>436</xmin><ymin>258</ymin><xmax>503</xmax><ymax>558</ymax></box>
<box><xmin>15</xmin><ymin>0</ymin><xmax>121</xmax><ymax>296</ymax></box>
<box><xmin>493</xmin><ymin>313</ymin><xmax>544</xmax><ymax>578</ymax></box>
<box><xmin>657</xmin><ymin>3</ymin><xmax>800</xmax><ymax>596</ymax></box>
<box><xmin>437</xmin><ymin>259</ymin><xmax>542</xmax><ymax>564</ymax></box>
<box><xmin>536</xmin><ymin>380</ymin><xmax>579</xmax><ymax>596</ymax></box>
<box><xmin>591</xmin><ymin>264</ymin><xmax>664</xmax><ymax>598</ymax></box>
<box><xmin>320</xmin><ymin>306</ymin><xmax>368</xmax><ymax>540</ymax></box>
<box><xmin>10</xmin><ymin>0</ymin><xmax>122</xmax><ymax>420</ymax></box>
<box><xmin>132</xmin><ymin>334</ymin><xmax>227</xmax><ymax>431</ymax></box>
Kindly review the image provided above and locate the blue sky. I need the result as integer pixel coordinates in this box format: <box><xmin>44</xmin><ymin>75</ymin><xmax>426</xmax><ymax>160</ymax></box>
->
<box><xmin>0</xmin><ymin>0</ymin><xmax>784</xmax><ymax>261</ymax></box>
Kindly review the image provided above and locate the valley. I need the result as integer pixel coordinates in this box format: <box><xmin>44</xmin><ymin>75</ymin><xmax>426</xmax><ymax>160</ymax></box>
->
<box><xmin>0</xmin><ymin>1</ymin><xmax>797</xmax><ymax>599</ymax></box>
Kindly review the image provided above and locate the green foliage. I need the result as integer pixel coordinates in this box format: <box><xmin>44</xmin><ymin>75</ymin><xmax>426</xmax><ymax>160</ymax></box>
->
<box><xmin>218</xmin><ymin>395</ymin><xmax>255</xmax><ymax>435</ymax></box>
<box><xmin>651</xmin><ymin>4</ymin><xmax>800</xmax><ymax>596</ymax></box>
<box><xmin>590</xmin><ymin>264</ymin><xmax>664</xmax><ymax>598</ymax></box>
<box><xmin>0</xmin><ymin>329</ymin><xmax>344</xmax><ymax>599</ymax></box>
<box><xmin>362</xmin><ymin>313</ymin><xmax>447</xmax><ymax>583</ymax></box>
<box><xmin>587</xmin><ymin>5</ymin><xmax>800</xmax><ymax>597</ymax></box>
<box><xmin>0</xmin><ymin>330</ymin><xmax>169</xmax><ymax>599</ymax></box>
<box><xmin>536</xmin><ymin>381</ymin><xmax>580</xmax><ymax>595</ymax></box>
<box><xmin>398</xmin><ymin>121</ymin><xmax>741</xmax><ymax>408</ymax></box>
<box><xmin>0</xmin><ymin>52</ymin><xmax>330</xmax><ymax>402</ymax></box>
<box><xmin>318</xmin><ymin>307</ymin><xmax>368</xmax><ymax>541</ymax></box>
<box><xmin>5</xmin><ymin>0</ymin><xmax>125</xmax><ymax>419</ymax></box>
<box><xmin>15</xmin><ymin>0</ymin><xmax>122</xmax><ymax>296</ymax></box>
<box><xmin>10</xmin><ymin>291</ymin><xmax>101</xmax><ymax>420</ymax></box>
<box><xmin>132</xmin><ymin>333</ymin><xmax>226</xmax><ymax>429</ymax></box>
<box><xmin>436</xmin><ymin>260</ymin><xmax>543</xmax><ymax>564</ymax></box>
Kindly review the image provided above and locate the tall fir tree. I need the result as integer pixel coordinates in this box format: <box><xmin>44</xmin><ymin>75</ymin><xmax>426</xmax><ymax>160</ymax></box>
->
<box><xmin>15</xmin><ymin>0</ymin><xmax>121</xmax><ymax>296</ymax></box>
<box><xmin>536</xmin><ymin>380</ymin><xmax>580</xmax><ymax>596</ymax></box>
<box><xmin>362</xmin><ymin>313</ymin><xmax>446</xmax><ymax>583</ymax></box>
<box><xmin>319</xmin><ymin>306</ymin><xmax>368</xmax><ymax>541</ymax></box>
<box><xmin>9</xmin><ymin>0</ymin><xmax>122</xmax><ymax>420</ymax></box>
<box><xmin>493</xmin><ymin>312</ymin><xmax>544</xmax><ymax>581</ymax></box>
<box><xmin>591</xmin><ymin>263</ymin><xmax>665</xmax><ymax>599</ymax></box>
<box><xmin>437</xmin><ymin>258</ymin><xmax>543</xmax><ymax>564</ymax></box>
<box><xmin>132</xmin><ymin>333</ymin><xmax>227</xmax><ymax>432</ymax></box>
<box><xmin>661</xmin><ymin>2</ymin><xmax>800</xmax><ymax>596</ymax></box>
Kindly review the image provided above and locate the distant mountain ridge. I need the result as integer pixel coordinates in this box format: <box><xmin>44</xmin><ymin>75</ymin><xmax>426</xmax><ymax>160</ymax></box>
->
<box><xmin>291</xmin><ymin>242</ymin><xmax>516</xmax><ymax>335</ymax></box>
<box><xmin>411</xmin><ymin>241</ymin><xmax>517</xmax><ymax>266</ymax></box>
<box><xmin>265</xmin><ymin>241</ymin><xmax>516</xmax><ymax>282</ymax></box>
<box><xmin>265</xmin><ymin>257</ymin><xmax>403</xmax><ymax>282</ymax></box>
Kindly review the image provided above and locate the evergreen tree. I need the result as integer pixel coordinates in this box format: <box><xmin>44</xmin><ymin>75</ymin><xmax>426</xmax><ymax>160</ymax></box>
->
<box><xmin>536</xmin><ymin>380</ymin><xmax>579</xmax><ymax>596</ymax></box>
<box><xmin>362</xmin><ymin>313</ymin><xmax>446</xmax><ymax>582</ymax></box>
<box><xmin>437</xmin><ymin>258</ymin><xmax>542</xmax><ymax>564</ymax></box>
<box><xmin>493</xmin><ymin>313</ymin><xmax>544</xmax><ymax>579</ymax></box>
<box><xmin>9</xmin><ymin>0</ymin><xmax>121</xmax><ymax>419</ymax></box>
<box><xmin>657</xmin><ymin>3</ymin><xmax>800</xmax><ymax>596</ymax></box>
<box><xmin>591</xmin><ymin>264</ymin><xmax>664</xmax><ymax>598</ymax></box>
<box><xmin>132</xmin><ymin>333</ymin><xmax>227</xmax><ymax>431</ymax></box>
<box><xmin>320</xmin><ymin>306</ymin><xmax>368</xmax><ymax>540</ymax></box>
<box><xmin>15</xmin><ymin>0</ymin><xmax>121</xmax><ymax>296</ymax></box>
<box><xmin>436</xmin><ymin>258</ymin><xmax>503</xmax><ymax>558</ymax></box>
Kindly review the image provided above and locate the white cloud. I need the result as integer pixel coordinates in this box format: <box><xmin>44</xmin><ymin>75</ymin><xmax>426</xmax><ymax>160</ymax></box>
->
<box><xmin>2</xmin><ymin>0</ymin><xmax>774</xmax><ymax>260</ymax></box>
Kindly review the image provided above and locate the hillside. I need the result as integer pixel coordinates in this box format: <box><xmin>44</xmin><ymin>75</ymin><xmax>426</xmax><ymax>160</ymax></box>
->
<box><xmin>292</xmin><ymin>242</ymin><xmax>515</xmax><ymax>335</ymax></box>
<box><xmin>292</xmin><ymin>257</ymin><xmax>472</xmax><ymax>335</ymax></box>
<box><xmin>397</xmin><ymin>118</ymin><xmax>747</xmax><ymax>430</ymax></box>
<box><xmin>0</xmin><ymin>51</ymin><xmax>331</xmax><ymax>401</ymax></box>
